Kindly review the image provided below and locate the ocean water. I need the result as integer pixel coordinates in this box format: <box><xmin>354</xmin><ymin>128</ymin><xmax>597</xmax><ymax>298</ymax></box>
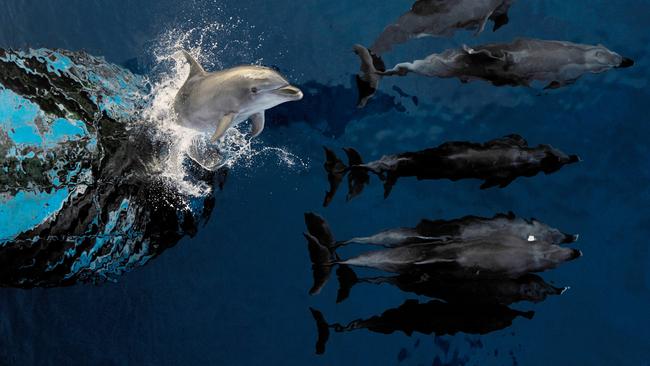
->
<box><xmin>0</xmin><ymin>0</ymin><xmax>649</xmax><ymax>365</ymax></box>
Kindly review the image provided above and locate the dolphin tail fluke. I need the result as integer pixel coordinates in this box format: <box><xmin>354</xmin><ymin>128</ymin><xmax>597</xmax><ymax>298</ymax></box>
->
<box><xmin>323</xmin><ymin>147</ymin><xmax>348</xmax><ymax>207</ymax></box>
<box><xmin>335</xmin><ymin>264</ymin><xmax>359</xmax><ymax>303</ymax></box>
<box><xmin>304</xmin><ymin>212</ymin><xmax>337</xmax><ymax>250</ymax></box>
<box><xmin>343</xmin><ymin>148</ymin><xmax>370</xmax><ymax>202</ymax></box>
<box><xmin>304</xmin><ymin>232</ymin><xmax>334</xmax><ymax>295</ymax></box>
<box><xmin>304</xmin><ymin>212</ymin><xmax>340</xmax><ymax>295</ymax></box>
<box><xmin>323</xmin><ymin>147</ymin><xmax>372</xmax><ymax>205</ymax></box>
<box><xmin>309</xmin><ymin>308</ymin><xmax>331</xmax><ymax>355</ymax></box>
<box><xmin>353</xmin><ymin>44</ymin><xmax>385</xmax><ymax>108</ymax></box>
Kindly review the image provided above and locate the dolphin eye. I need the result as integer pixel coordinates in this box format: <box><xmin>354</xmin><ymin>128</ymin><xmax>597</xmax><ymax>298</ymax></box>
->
<box><xmin>251</xmin><ymin>87</ymin><xmax>259</xmax><ymax>93</ymax></box>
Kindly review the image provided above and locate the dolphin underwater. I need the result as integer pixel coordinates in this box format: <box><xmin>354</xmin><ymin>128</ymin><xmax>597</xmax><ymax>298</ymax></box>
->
<box><xmin>334</xmin><ymin>269</ymin><xmax>565</xmax><ymax>305</ymax></box>
<box><xmin>323</xmin><ymin>134</ymin><xmax>580</xmax><ymax>205</ymax></box>
<box><xmin>370</xmin><ymin>0</ymin><xmax>516</xmax><ymax>56</ymax></box>
<box><xmin>304</xmin><ymin>212</ymin><xmax>580</xmax><ymax>294</ymax></box>
<box><xmin>304</xmin><ymin>212</ymin><xmax>578</xmax><ymax>249</ymax></box>
<box><xmin>306</xmin><ymin>230</ymin><xmax>581</xmax><ymax>282</ymax></box>
<box><xmin>309</xmin><ymin>300</ymin><xmax>533</xmax><ymax>354</ymax></box>
<box><xmin>174</xmin><ymin>51</ymin><xmax>303</xmax><ymax>143</ymax></box>
<box><xmin>355</xmin><ymin>38</ymin><xmax>634</xmax><ymax>106</ymax></box>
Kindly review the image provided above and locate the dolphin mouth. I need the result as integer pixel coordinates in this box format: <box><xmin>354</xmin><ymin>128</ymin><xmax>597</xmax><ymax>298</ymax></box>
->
<box><xmin>617</xmin><ymin>57</ymin><xmax>634</xmax><ymax>68</ymax></box>
<box><xmin>274</xmin><ymin>85</ymin><xmax>304</xmax><ymax>100</ymax></box>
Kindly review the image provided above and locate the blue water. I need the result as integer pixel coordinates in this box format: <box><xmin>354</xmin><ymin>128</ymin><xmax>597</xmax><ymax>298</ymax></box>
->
<box><xmin>1</xmin><ymin>0</ymin><xmax>649</xmax><ymax>365</ymax></box>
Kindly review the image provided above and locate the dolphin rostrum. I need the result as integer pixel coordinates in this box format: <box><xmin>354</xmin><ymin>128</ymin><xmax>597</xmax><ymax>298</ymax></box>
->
<box><xmin>355</xmin><ymin>38</ymin><xmax>634</xmax><ymax>106</ymax></box>
<box><xmin>174</xmin><ymin>50</ymin><xmax>303</xmax><ymax>143</ymax></box>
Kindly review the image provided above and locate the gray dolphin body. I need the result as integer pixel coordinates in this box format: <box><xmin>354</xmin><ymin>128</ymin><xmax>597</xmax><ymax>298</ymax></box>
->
<box><xmin>174</xmin><ymin>51</ymin><xmax>303</xmax><ymax>143</ymax></box>
<box><xmin>371</xmin><ymin>0</ymin><xmax>515</xmax><ymax>55</ymax></box>
<box><xmin>341</xmin><ymin>213</ymin><xmax>578</xmax><ymax>248</ymax></box>
<box><xmin>355</xmin><ymin>38</ymin><xmax>634</xmax><ymax>106</ymax></box>
<box><xmin>333</xmin><ymin>235</ymin><xmax>581</xmax><ymax>278</ymax></box>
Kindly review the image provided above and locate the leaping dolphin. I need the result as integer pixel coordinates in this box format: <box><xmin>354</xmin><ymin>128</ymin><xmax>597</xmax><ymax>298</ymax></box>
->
<box><xmin>174</xmin><ymin>51</ymin><xmax>303</xmax><ymax>143</ymax></box>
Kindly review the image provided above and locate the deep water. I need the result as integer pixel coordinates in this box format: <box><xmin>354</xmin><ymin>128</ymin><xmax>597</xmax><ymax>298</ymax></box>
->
<box><xmin>1</xmin><ymin>0</ymin><xmax>649</xmax><ymax>365</ymax></box>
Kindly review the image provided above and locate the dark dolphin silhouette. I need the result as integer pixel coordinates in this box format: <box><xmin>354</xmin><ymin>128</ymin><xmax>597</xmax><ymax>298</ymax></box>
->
<box><xmin>309</xmin><ymin>300</ymin><xmax>534</xmax><ymax>354</ymax></box>
<box><xmin>323</xmin><ymin>134</ymin><xmax>580</xmax><ymax>205</ymax></box>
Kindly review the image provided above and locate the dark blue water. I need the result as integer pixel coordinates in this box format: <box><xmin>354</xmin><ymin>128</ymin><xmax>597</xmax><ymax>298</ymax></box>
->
<box><xmin>1</xmin><ymin>0</ymin><xmax>649</xmax><ymax>365</ymax></box>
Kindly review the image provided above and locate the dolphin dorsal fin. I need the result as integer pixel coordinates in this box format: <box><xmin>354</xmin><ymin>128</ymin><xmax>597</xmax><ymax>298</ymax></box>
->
<box><xmin>181</xmin><ymin>50</ymin><xmax>205</xmax><ymax>77</ymax></box>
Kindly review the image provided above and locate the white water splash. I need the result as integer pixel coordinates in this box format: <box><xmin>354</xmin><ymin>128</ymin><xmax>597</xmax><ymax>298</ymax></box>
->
<box><xmin>141</xmin><ymin>16</ymin><xmax>307</xmax><ymax>199</ymax></box>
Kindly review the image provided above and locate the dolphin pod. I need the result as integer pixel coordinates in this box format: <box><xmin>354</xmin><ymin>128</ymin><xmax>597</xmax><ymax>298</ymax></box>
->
<box><xmin>355</xmin><ymin>38</ymin><xmax>634</xmax><ymax>107</ymax></box>
<box><xmin>304</xmin><ymin>212</ymin><xmax>578</xmax><ymax>354</ymax></box>
<box><xmin>322</xmin><ymin>134</ymin><xmax>579</xmax><ymax>206</ymax></box>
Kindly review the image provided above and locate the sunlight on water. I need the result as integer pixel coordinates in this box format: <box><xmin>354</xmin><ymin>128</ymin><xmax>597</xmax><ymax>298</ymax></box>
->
<box><xmin>141</xmin><ymin>14</ymin><xmax>307</xmax><ymax>198</ymax></box>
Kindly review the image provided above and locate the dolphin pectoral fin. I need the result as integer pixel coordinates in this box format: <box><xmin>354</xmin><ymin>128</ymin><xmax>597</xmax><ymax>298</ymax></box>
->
<box><xmin>211</xmin><ymin>113</ymin><xmax>236</xmax><ymax>143</ymax></box>
<box><xmin>475</xmin><ymin>12</ymin><xmax>493</xmax><ymax>35</ymax></box>
<box><xmin>491</xmin><ymin>12</ymin><xmax>510</xmax><ymax>31</ymax></box>
<box><xmin>250</xmin><ymin>112</ymin><xmax>265</xmax><ymax>138</ymax></box>
<box><xmin>187</xmin><ymin>135</ymin><xmax>224</xmax><ymax>171</ymax></box>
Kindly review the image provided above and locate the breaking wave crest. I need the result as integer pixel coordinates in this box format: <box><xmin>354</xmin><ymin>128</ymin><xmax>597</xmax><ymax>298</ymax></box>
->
<box><xmin>141</xmin><ymin>16</ymin><xmax>307</xmax><ymax>198</ymax></box>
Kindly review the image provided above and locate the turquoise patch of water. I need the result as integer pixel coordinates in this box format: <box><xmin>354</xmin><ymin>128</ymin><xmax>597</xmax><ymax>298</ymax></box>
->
<box><xmin>0</xmin><ymin>88</ymin><xmax>42</xmax><ymax>145</ymax></box>
<box><xmin>0</xmin><ymin>188</ymin><xmax>70</xmax><ymax>242</ymax></box>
